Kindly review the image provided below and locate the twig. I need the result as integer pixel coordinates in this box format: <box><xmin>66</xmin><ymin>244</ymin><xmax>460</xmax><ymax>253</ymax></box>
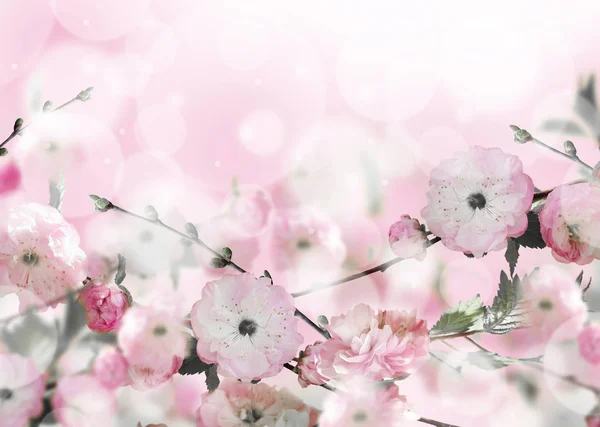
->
<box><xmin>531</xmin><ymin>137</ymin><xmax>594</xmax><ymax>172</ymax></box>
<box><xmin>294</xmin><ymin>309</ymin><xmax>330</xmax><ymax>339</ymax></box>
<box><xmin>418</xmin><ymin>417</ymin><xmax>460</xmax><ymax>427</ymax></box>
<box><xmin>532</xmin><ymin>179</ymin><xmax>588</xmax><ymax>202</ymax></box>
<box><xmin>292</xmin><ymin>237</ymin><xmax>441</xmax><ymax>298</ymax></box>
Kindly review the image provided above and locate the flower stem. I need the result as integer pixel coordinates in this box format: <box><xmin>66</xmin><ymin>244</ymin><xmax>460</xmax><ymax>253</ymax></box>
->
<box><xmin>0</xmin><ymin>91</ymin><xmax>89</xmax><ymax>151</ymax></box>
<box><xmin>292</xmin><ymin>237</ymin><xmax>441</xmax><ymax>298</ymax></box>
<box><xmin>417</xmin><ymin>417</ymin><xmax>460</xmax><ymax>427</ymax></box>
<box><xmin>294</xmin><ymin>309</ymin><xmax>330</xmax><ymax>339</ymax></box>
<box><xmin>531</xmin><ymin>137</ymin><xmax>594</xmax><ymax>172</ymax></box>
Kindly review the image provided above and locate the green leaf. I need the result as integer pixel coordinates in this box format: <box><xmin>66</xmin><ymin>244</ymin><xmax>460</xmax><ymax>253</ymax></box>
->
<box><xmin>466</xmin><ymin>351</ymin><xmax>541</xmax><ymax>370</ymax></box>
<box><xmin>429</xmin><ymin>295</ymin><xmax>484</xmax><ymax>337</ymax></box>
<box><xmin>505</xmin><ymin>238</ymin><xmax>519</xmax><ymax>278</ymax></box>
<box><xmin>515</xmin><ymin>212</ymin><xmax>546</xmax><ymax>249</ymax></box>
<box><xmin>206</xmin><ymin>364</ymin><xmax>220</xmax><ymax>391</ymax></box>
<box><xmin>115</xmin><ymin>254</ymin><xmax>126</xmax><ymax>286</ymax></box>
<box><xmin>49</xmin><ymin>174</ymin><xmax>65</xmax><ymax>212</ymax></box>
<box><xmin>483</xmin><ymin>271</ymin><xmax>522</xmax><ymax>335</ymax></box>
<box><xmin>179</xmin><ymin>354</ymin><xmax>211</xmax><ymax>376</ymax></box>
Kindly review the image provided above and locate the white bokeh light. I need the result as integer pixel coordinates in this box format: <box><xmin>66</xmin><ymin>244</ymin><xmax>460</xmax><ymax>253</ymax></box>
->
<box><xmin>135</xmin><ymin>104</ymin><xmax>187</xmax><ymax>154</ymax></box>
<box><xmin>238</xmin><ymin>109</ymin><xmax>286</xmax><ymax>156</ymax></box>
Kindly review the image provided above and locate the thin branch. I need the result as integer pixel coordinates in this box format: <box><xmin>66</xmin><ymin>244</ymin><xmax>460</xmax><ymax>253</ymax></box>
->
<box><xmin>294</xmin><ymin>309</ymin><xmax>330</xmax><ymax>339</ymax></box>
<box><xmin>418</xmin><ymin>417</ymin><xmax>460</xmax><ymax>427</ymax></box>
<box><xmin>531</xmin><ymin>137</ymin><xmax>594</xmax><ymax>172</ymax></box>
<box><xmin>532</xmin><ymin>179</ymin><xmax>588</xmax><ymax>202</ymax></box>
<box><xmin>0</xmin><ymin>88</ymin><xmax>92</xmax><ymax>151</ymax></box>
<box><xmin>430</xmin><ymin>330</ymin><xmax>483</xmax><ymax>341</ymax></box>
<box><xmin>292</xmin><ymin>237</ymin><xmax>441</xmax><ymax>298</ymax></box>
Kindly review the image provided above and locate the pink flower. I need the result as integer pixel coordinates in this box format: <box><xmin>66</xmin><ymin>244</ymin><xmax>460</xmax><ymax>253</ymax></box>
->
<box><xmin>388</xmin><ymin>215</ymin><xmax>428</xmax><ymax>260</ymax></box>
<box><xmin>92</xmin><ymin>347</ymin><xmax>130</xmax><ymax>389</ymax></box>
<box><xmin>52</xmin><ymin>375</ymin><xmax>117</xmax><ymax>427</ymax></box>
<box><xmin>578</xmin><ymin>324</ymin><xmax>600</xmax><ymax>365</ymax></box>
<box><xmin>297</xmin><ymin>342</ymin><xmax>329</xmax><ymax>388</ymax></box>
<box><xmin>539</xmin><ymin>182</ymin><xmax>600</xmax><ymax>265</ymax></box>
<box><xmin>0</xmin><ymin>354</ymin><xmax>46</xmax><ymax>427</ymax></box>
<box><xmin>421</xmin><ymin>146</ymin><xmax>534</xmax><ymax>257</ymax></box>
<box><xmin>196</xmin><ymin>379</ymin><xmax>319</xmax><ymax>427</ymax></box>
<box><xmin>0</xmin><ymin>161</ymin><xmax>21</xmax><ymax>195</ymax></box>
<box><xmin>522</xmin><ymin>266</ymin><xmax>588</xmax><ymax>341</ymax></box>
<box><xmin>0</xmin><ymin>203</ymin><xmax>86</xmax><ymax>312</ymax></box>
<box><xmin>319</xmin><ymin>304</ymin><xmax>429</xmax><ymax>381</ymax></box>
<box><xmin>588</xmin><ymin>414</ymin><xmax>600</xmax><ymax>427</ymax></box>
<box><xmin>319</xmin><ymin>380</ymin><xmax>407</xmax><ymax>427</ymax></box>
<box><xmin>78</xmin><ymin>280</ymin><xmax>130</xmax><ymax>332</ymax></box>
<box><xmin>271</xmin><ymin>207</ymin><xmax>346</xmax><ymax>270</ymax></box>
<box><xmin>223</xmin><ymin>184</ymin><xmax>274</xmax><ymax>238</ymax></box>
<box><xmin>118</xmin><ymin>305</ymin><xmax>186</xmax><ymax>390</ymax></box>
<box><xmin>191</xmin><ymin>273</ymin><xmax>303</xmax><ymax>381</ymax></box>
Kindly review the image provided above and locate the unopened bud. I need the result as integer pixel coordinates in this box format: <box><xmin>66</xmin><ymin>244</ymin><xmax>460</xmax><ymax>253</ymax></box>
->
<box><xmin>513</xmin><ymin>128</ymin><xmax>533</xmax><ymax>144</ymax></box>
<box><xmin>43</xmin><ymin>101</ymin><xmax>53</xmax><ymax>112</ymax></box>
<box><xmin>184</xmin><ymin>222</ymin><xmax>198</xmax><ymax>239</ymax></box>
<box><xmin>13</xmin><ymin>118</ymin><xmax>23</xmax><ymax>133</ymax></box>
<box><xmin>144</xmin><ymin>205</ymin><xmax>159</xmax><ymax>221</ymax></box>
<box><xmin>563</xmin><ymin>140</ymin><xmax>577</xmax><ymax>157</ymax></box>
<box><xmin>317</xmin><ymin>315</ymin><xmax>329</xmax><ymax>328</ymax></box>
<box><xmin>77</xmin><ymin>87</ymin><xmax>93</xmax><ymax>102</ymax></box>
<box><xmin>0</xmin><ymin>148</ymin><xmax>7</xmax><ymax>157</ymax></box>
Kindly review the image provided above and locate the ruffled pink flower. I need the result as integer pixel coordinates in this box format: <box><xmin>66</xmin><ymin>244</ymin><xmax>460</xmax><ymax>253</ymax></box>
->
<box><xmin>0</xmin><ymin>354</ymin><xmax>46</xmax><ymax>427</ymax></box>
<box><xmin>118</xmin><ymin>305</ymin><xmax>186</xmax><ymax>390</ymax></box>
<box><xmin>191</xmin><ymin>273</ymin><xmax>303</xmax><ymax>381</ymax></box>
<box><xmin>196</xmin><ymin>379</ymin><xmax>319</xmax><ymax>427</ymax></box>
<box><xmin>0</xmin><ymin>161</ymin><xmax>21</xmax><ymax>195</ymax></box>
<box><xmin>422</xmin><ymin>146</ymin><xmax>534</xmax><ymax>257</ymax></box>
<box><xmin>92</xmin><ymin>347</ymin><xmax>130</xmax><ymax>389</ymax></box>
<box><xmin>297</xmin><ymin>342</ymin><xmax>329</xmax><ymax>388</ymax></box>
<box><xmin>319</xmin><ymin>379</ymin><xmax>407</xmax><ymax>427</ymax></box>
<box><xmin>0</xmin><ymin>203</ymin><xmax>86</xmax><ymax>312</ymax></box>
<box><xmin>52</xmin><ymin>375</ymin><xmax>117</xmax><ymax>427</ymax></box>
<box><xmin>319</xmin><ymin>304</ymin><xmax>429</xmax><ymax>381</ymax></box>
<box><xmin>388</xmin><ymin>215</ymin><xmax>428</xmax><ymax>260</ymax></box>
<box><xmin>522</xmin><ymin>266</ymin><xmax>588</xmax><ymax>341</ymax></box>
<box><xmin>78</xmin><ymin>280</ymin><xmax>130</xmax><ymax>332</ymax></box>
<box><xmin>578</xmin><ymin>324</ymin><xmax>600</xmax><ymax>365</ymax></box>
<box><xmin>271</xmin><ymin>208</ymin><xmax>346</xmax><ymax>270</ymax></box>
<box><xmin>539</xmin><ymin>182</ymin><xmax>600</xmax><ymax>265</ymax></box>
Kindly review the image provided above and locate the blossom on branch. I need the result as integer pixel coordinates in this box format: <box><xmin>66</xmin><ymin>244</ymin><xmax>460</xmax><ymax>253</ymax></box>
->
<box><xmin>297</xmin><ymin>342</ymin><xmax>329</xmax><ymax>388</ymax></box>
<box><xmin>388</xmin><ymin>215</ymin><xmax>428</xmax><ymax>260</ymax></box>
<box><xmin>422</xmin><ymin>146</ymin><xmax>534</xmax><ymax>257</ymax></box>
<box><xmin>78</xmin><ymin>280</ymin><xmax>130</xmax><ymax>333</ymax></box>
<box><xmin>191</xmin><ymin>273</ymin><xmax>303</xmax><ymax>382</ymax></box>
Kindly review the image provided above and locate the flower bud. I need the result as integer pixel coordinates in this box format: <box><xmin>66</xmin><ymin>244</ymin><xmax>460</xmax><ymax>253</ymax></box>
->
<box><xmin>43</xmin><ymin>100</ymin><xmax>53</xmax><ymax>112</ymax></box>
<box><xmin>564</xmin><ymin>140</ymin><xmax>577</xmax><ymax>157</ymax></box>
<box><xmin>297</xmin><ymin>342</ymin><xmax>329</xmax><ymax>388</ymax></box>
<box><xmin>388</xmin><ymin>215</ymin><xmax>428</xmax><ymax>260</ymax></box>
<box><xmin>184</xmin><ymin>222</ymin><xmax>198</xmax><ymax>238</ymax></box>
<box><xmin>78</xmin><ymin>280</ymin><xmax>131</xmax><ymax>333</ymax></box>
<box><xmin>93</xmin><ymin>347</ymin><xmax>130</xmax><ymax>389</ymax></box>
<box><xmin>145</xmin><ymin>205</ymin><xmax>159</xmax><ymax>221</ymax></box>
<box><xmin>13</xmin><ymin>118</ymin><xmax>23</xmax><ymax>133</ymax></box>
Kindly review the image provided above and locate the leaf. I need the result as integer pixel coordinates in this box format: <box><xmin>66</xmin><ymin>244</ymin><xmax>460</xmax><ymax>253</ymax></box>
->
<box><xmin>540</xmin><ymin>118</ymin><xmax>587</xmax><ymax>135</ymax></box>
<box><xmin>466</xmin><ymin>351</ymin><xmax>521</xmax><ymax>370</ymax></box>
<box><xmin>178</xmin><ymin>354</ymin><xmax>211</xmax><ymax>376</ymax></box>
<box><xmin>206</xmin><ymin>364</ymin><xmax>220</xmax><ymax>391</ymax></box>
<box><xmin>49</xmin><ymin>174</ymin><xmax>65</xmax><ymax>212</ymax></box>
<box><xmin>429</xmin><ymin>295</ymin><xmax>484</xmax><ymax>337</ymax></box>
<box><xmin>56</xmin><ymin>292</ymin><xmax>86</xmax><ymax>357</ymax></box>
<box><xmin>483</xmin><ymin>272</ymin><xmax>522</xmax><ymax>335</ymax></box>
<box><xmin>505</xmin><ymin>238</ymin><xmax>520</xmax><ymax>277</ymax></box>
<box><xmin>576</xmin><ymin>270</ymin><xmax>584</xmax><ymax>287</ymax></box>
<box><xmin>115</xmin><ymin>254</ymin><xmax>126</xmax><ymax>286</ymax></box>
<box><xmin>514</xmin><ymin>211</ymin><xmax>546</xmax><ymax>249</ymax></box>
<box><xmin>464</xmin><ymin>252</ymin><xmax>487</xmax><ymax>258</ymax></box>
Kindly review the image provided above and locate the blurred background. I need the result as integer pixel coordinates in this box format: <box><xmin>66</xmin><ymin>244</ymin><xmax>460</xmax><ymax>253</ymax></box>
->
<box><xmin>1</xmin><ymin>1</ymin><xmax>600</xmax><ymax>426</ymax></box>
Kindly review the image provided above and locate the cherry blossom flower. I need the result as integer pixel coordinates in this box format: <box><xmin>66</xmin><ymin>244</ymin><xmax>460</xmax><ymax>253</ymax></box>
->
<box><xmin>539</xmin><ymin>182</ymin><xmax>600</xmax><ymax>265</ymax></box>
<box><xmin>297</xmin><ymin>342</ymin><xmax>329</xmax><ymax>388</ymax></box>
<box><xmin>196</xmin><ymin>379</ymin><xmax>319</xmax><ymax>427</ymax></box>
<box><xmin>0</xmin><ymin>203</ymin><xmax>86</xmax><ymax>312</ymax></box>
<box><xmin>222</xmin><ymin>184</ymin><xmax>274</xmax><ymax>238</ymax></box>
<box><xmin>319</xmin><ymin>304</ymin><xmax>429</xmax><ymax>381</ymax></box>
<box><xmin>271</xmin><ymin>207</ymin><xmax>346</xmax><ymax>270</ymax></box>
<box><xmin>52</xmin><ymin>375</ymin><xmax>118</xmax><ymax>427</ymax></box>
<box><xmin>78</xmin><ymin>280</ymin><xmax>131</xmax><ymax>333</ymax></box>
<box><xmin>0</xmin><ymin>353</ymin><xmax>46</xmax><ymax>427</ymax></box>
<box><xmin>388</xmin><ymin>215</ymin><xmax>428</xmax><ymax>260</ymax></box>
<box><xmin>318</xmin><ymin>380</ymin><xmax>407</xmax><ymax>427</ymax></box>
<box><xmin>522</xmin><ymin>266</ymin><xmax>588</xmax><ymax>342</ymax></box>
<box><xmin>92</xmin><ymin>347</ymin><xmax>131</xmax><ymax>389</ymax></box>
<box><xmin>118</xmin><ymin>305</ymin><xmax>186</xmax><ymax>390</ymax></box>
<box><xmin>422</xmin><ymin>146</ymin><xmax>534</xmax><ymax>257</ymax></box>
<box><xmin>578</xmin><ymin>324</ymin><xmax>600</xmax><ymax>365</ymax></box>
<box><xmin>0</xmin><ymin>160</ymin><xmax>21</xmax><ymax>195</ymax></box>
<box><xmin>191</xmin><ymin>273</ymin><xmax>302</xmax><ymax>381</ymax></box>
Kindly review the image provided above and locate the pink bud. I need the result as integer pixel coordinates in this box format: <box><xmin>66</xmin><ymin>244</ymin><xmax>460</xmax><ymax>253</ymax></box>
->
<box><xmin>297</xmin><ymin>342</ymin><xmax>329</xmax><ymax>388</ymax></box>
<box><xmin>78</xmin><ymin>280</ymin><xmax>130</xmax><ymax>333</ymax></box>
<box><xmin>93</xmin><ymin>348</ymin><xmax>130</xmax><ymax>389</ymax></box>
<box><xmin>0</xmin><ymin>161</ymin><xmax>21</xmax><ymax>195</ymax></box>
<box><xmin>388</xmin><ymin>215</ymin><xmax>428</xmax><ymax>260</ymax></box>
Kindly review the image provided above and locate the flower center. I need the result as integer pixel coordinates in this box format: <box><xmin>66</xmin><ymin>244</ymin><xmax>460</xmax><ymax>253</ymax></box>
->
<box><xmin>567</xmin><ymin>224</ymin><xmax>581</xmax><ymax>242</ymax></box>
<box><xmin>353</xmin><ymin>410</ymin><xmax>368</xmax><ymax>423</ymax></box>
<box><xmin>21</xmin><ymin>252</ymin><xmax>39</xmax><ymax>266</ymax></box>
<box><xmin>241</xmin><ymin>407</ymin><xmax>263</xmax><ymax>423</ymax></box>
<box><xmin>238</xmin><ymin>319</ymin><xmax>258</xmax><ymax>337</ymax></box>
<box><xmin>296</xmin><ymin>239</ymin><xmax>311</xmax><ymax>250</ymax></box>
<box><xmin>538</xmin><ymin>299</ymin><xmax>554</xmax><ymax>312</ymax></box>
<box><xmin>467</xmin><ymin>193</ymin><xmax>486</xmax><ymax>210</ymax></box>
<box><xmin>153</xmin><ymin>325</ymin><xmax>168</xmax><ymax>336</ymax></box>
<box><xmin>0</xmin><ymin>388</ymin><xmax>13</xmax><ymax>401</ymax></box>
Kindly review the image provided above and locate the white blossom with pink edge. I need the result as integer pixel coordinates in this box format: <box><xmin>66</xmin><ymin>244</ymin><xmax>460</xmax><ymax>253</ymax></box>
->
<box><xmin>318</xmin><ymin>379</ymin><xmax>408</xmax><ymax>427</ymax></box>
<box><xmin>118</xmin><ymin>304</ymin><xmax>186</xmax><ymax>390</ymax></box>
<box><xmin>319</xmin><ymin>304</ymin><xmax>429</xmax><ymax>381</ymax></box>
<box><xmin>521</xmin><ymin>265</ymin><xmax>588</xmax><ymax>342</ymax></box>
<box><xmin>388</xmin><ymin>215</ymin><xmax>428</xmax><ymax>260</ymax></box>
<box><xmin>422</xmin><ymin>146</ymin><xmax>534</xmax><ymax>257</ymax></box>
<box><xmin>191</xmin><ymin>273</ymin><xmax>303</xmax><ymax>382</ymax></box>
<box><xmin>0</xmin><ymin>203</ymin><xmax>86</xmax><ymax>313</ymax></box>
<box><xmin>539</xmin><ymin>182</ymin><xmax>600</xmax><ymax>265</ymax></box>
<box><xmin>0</xmin><ymin>353</ymin><xmax>46</xmax><ymax>427</ymax></box>
<box><xmin>52</xmin><ymin>374</ymin><xmax>118</xmax><ymax>427</ymax></box>
<box><xmin>196</xmin><ymin>379</ymin><xmax>319</xmax><ymax>427</ymax></box>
